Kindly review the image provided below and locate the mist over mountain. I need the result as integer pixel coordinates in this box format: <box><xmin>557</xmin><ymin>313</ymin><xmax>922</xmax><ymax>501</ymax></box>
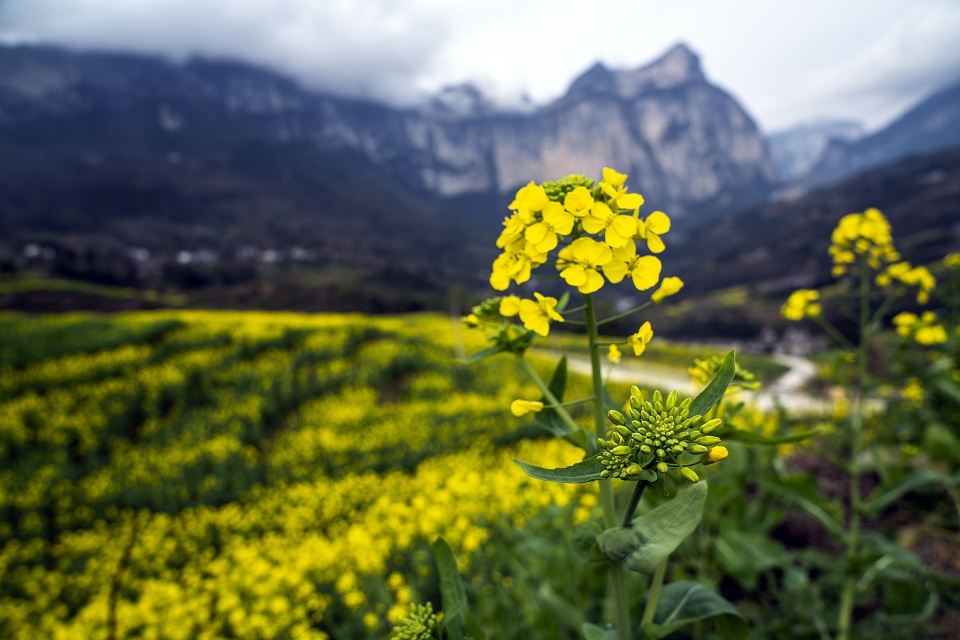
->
<box><xmin>806</xmin><ymin>80</ymin><xmax>960</xmax><ymax>186</ymax></box>
<box><xmin>767</xmin><ymin>121</ymin><xmax>865</xmax><ymax>182</ymax></box>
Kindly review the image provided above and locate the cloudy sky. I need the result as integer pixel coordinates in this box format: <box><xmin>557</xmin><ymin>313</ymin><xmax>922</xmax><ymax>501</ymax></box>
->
<box><xmin>1</xmin><ymin>0</ymin><xmax>959</xmax><ymax>132</ymax></box>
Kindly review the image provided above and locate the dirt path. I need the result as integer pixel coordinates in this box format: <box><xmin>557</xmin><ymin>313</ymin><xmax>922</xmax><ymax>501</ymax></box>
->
<box><xmin>562</xmin><ymin>352</ymin><xmax>833</xmax><ymax>414</ymax></box>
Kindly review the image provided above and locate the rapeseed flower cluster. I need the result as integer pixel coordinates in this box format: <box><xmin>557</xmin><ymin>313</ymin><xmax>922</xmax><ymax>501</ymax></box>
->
<box><xmin>829</xmin><ymin>207</ymin><xmax>899</xmax><ymax>276</ymax></box>
<box><xmin>599</xmin><ymin>386</ymin><xmax>725</xmax><ymax>483</ymax></box>
<box><xmin>781</xmin><ymin>289</ymin><xmax>821</xmax><ymax>321</ymax></box>
<box><xmin>689</xmin><ymin>355</ymin><xmax>760</xmax><ymax>392</ymax></box>
<box><xmin>490</xmin><ymin>167</ymin><xmax>678</xmax><ymax>298</ymax></box>
<box><xmin>893</xmin><ymin>311</ymin><xmax>948</xmax><ymax>345</ymax></box>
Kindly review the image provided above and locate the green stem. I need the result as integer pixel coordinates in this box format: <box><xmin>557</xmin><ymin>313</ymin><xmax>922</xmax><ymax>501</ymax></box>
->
<box><xmin>641</xmin><ymin>558</ymin><xmax>668</xmax><ymax>628</ymax></box>
<box><xmin>621</xmin><ymin>480</ymin><xmax>648</xmax><ymax>527</ymax></box>
<box><xmin>814</xmin><ymin>315</ymin><xmax>855</xmax><ymax>351</ymax></box>
<box><xmin>585</xmin><ymin>294</ymin><xmax>631</xmax><ymax>640</ymax></box>
<box><xmin>597</xmin><ymin>301</ymin><xmax>654</xmax><ymax>326</ymax></box>
<box><xmin>517</xmin><ymin>356</ymin><xmax>588</xmax><ymax>449</ymax></box>
<box><xmin>837</xmin><ymin>255</ymin><xmax>870</xmax><ymax>640</ymax></box>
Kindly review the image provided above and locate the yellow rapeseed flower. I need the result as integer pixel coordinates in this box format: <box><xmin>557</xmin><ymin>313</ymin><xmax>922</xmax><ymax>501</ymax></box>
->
<box><xmin>701</xmin><ymin>445</ymin><xmax>728</xmax><ymax>465</ymax></box>
<box><xmin>557</xmin><ymin>237</ymin><xmax>613</xmax><ymax>293</ymax></box>
<box><xmin>637</xmin><ymin>211</ymin><xmax>671</xmax><ymax>254</ymax></box>
<box><xmin>945</xmin><ymin>253</ymin><xmax>960</xmax><ymax>269</ymax></box>
<box><xmin>782</xmin><ymin>289</ymin><xmax>821</xmax><ymax>321</ymax></box>
<box><xmin>651</xmin><ymin>276</ymin><xmax>684</xmax><ymax>303</ymax></box>
<box><xmin>510</xmin><ymin>399</ymin><xmax>544</xmax><ymax>416</ymax></box>
<box><xmin>524</xmin><ymin>202</ymin><xmax>575</xmax><ymax>253</ymax></box>
<box><xmin>894</xmin><ymin>310</ymin><xmax>947</xmax><ymax>345</ymax></box>
<box><xmin>627</xmin><ymin>321</ymin><xmax>654</xmax><ymax>356</ymax></box>
<box><xmin>518</xmin><ymin>292</ymin><xmax>564</xmax><ymax>337</ymax></box>
<box><xmin>607</xmin><ymin>344</ymin><xmax>622</xmax><ymax>365</ymax></box>
<box><xmin>582</xmin><ymin>201</ymin><xmax>638</xmax><ymax>248</ymax></box>
<box><xmin>499</xmin><ymin>296</ymin><xmax>521</xmax><ymax>317</ymax></box>
<box><xmin>563</xmin><ymin>186</ymin><xmax>595</xmax><ymax>218</ymax></box>
<box><xmin>603</xmin><ymin>241</ymin><xmax>662</xmax><ymax>291</ymax></box>
<box><xmin>828</xmin><ymin>208</ymin><xmax>900</xmax><ymax>275</ymax></box>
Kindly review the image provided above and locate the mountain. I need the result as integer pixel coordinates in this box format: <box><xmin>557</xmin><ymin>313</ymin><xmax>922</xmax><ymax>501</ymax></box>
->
<box><xmin>767</xmin><ymin>120</ymin><xmax>864</xmax><ymax>182</ymax></box>
<box><xmin>0</xmin><ymin>43</ymin><xmax>774</xmax><ymax>218</ymax></box>
<box><xmin>807</xmin><ymin>80</ymin><xmax>960</xmax><ymax>186</ymax></box>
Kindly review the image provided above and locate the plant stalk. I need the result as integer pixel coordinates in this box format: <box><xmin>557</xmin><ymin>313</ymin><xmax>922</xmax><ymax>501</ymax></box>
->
<box><xmin>837</xmin><ymin>255</ymin><xmax>870</xmax><ymax>640</ymax></box>
<box><xmin>584</xmin><ymin>293</ymin><xmax>631</xmax><ymax>640</ymax></box>
<box><xmin>641</xmin><ymin>557</ymin><xmax>668</xmax><ymax>628</ymax></box>
<box><xmin>517</xmin><ymin>356</ymin><xmax>590</xmax><ymax>451</ymax></box>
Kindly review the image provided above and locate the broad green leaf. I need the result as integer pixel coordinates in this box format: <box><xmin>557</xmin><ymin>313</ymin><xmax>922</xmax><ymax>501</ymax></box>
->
<box><xmin>433</xmin><ymin>537</ymin><xmax>469</xmax><ymax>640</ymax></box>
<box><xmin>513</xmin><ymin>455</ymin><xmax>605</xmax><ymax>483</ymax></box>
<box><xmin>863</xmin><ymin>470</ymin><xmax>958</xmax><ymax>516</ymax></box>
<box><xmin>723</xmin><ymin>427</ymin><xmax>823</xmax><ymax>445</ymax></box>
<box><xmin>714</xmin><ymin>528</ymin><xmax>788</xmax><ymax>591</ymax></box>
<box><xmin>598</xmin><ymin>482</ymin><xmax>707</xmax><ymax>574</ymax></box>
<box><xmin>644</xmin><ymin>581</ymin><xmax>748</xmax><ymax>639</ymax></box>
<box><xmin>581</xmin><ymin>622</ymin><xmax>618</xmax><ymax>640</ymax></box>
<box><xmin>459</xmin><ymin>345</ymin><xmax>503</xmax><ymax>365</ymax></box>
<box><xmin>465</xmin><ymin>616</ymin><xmax>488</xmax><ymax>640</ymax></box>
<box><xmin>689</xmin><ymin>350</ymin><xmax>736</xmax><ymax>417</ymax></box>
<box><xmin>570</xmin><ymin>520</ymin><xmax>604</xmax><ymax>560</ymax></box>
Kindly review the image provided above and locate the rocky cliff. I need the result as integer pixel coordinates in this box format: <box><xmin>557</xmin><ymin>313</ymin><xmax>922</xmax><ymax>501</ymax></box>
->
<box><xmin>0</xmin><ymin>43</ymin><xmax>775</xmax><ymax>216</ymax></box>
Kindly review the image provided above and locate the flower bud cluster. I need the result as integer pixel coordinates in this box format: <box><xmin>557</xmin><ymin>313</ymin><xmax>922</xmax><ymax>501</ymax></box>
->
<box><xmin>598</xmin><ymin>386</ymin><xmax>724</xmax><ymax>482</ymax></box>
<box><xmin>389</xmin><ymin>602</ymin><xmax>439</xmax><ymax>640</ymax></box>
<box><xmin>543</xmin><ymin>174</ymin><xmax>596</xmax><ymax>203</ymax></box>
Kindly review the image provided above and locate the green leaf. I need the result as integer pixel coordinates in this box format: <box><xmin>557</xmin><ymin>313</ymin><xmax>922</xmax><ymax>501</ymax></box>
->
<box><xmin>536</xmin><ymin>356</ymin><xmax>575</xmax><ymax>440</ymax></box>
<box><xmin>644</xmin><ymin>581</ymin><xmax>748</xmax><ymax>639</ymax></box>
<box><xmin>432</xmin><ymin>537</ymin><xmax>469</xmax><ymax>640</ymax></box>
<box><xmin>556</xmin><ymin>291</ymin><xmax>571</xmax><ymax>313</ymax></box>
<box><xmin>689</xmin><ymin>350</ymin><xmax>736</xmax><ymax>417</ymax></box>
<box><xmin>465</xmin><ymin>616</ymin><xmax>488</xmax><ymax>640</ymax></box>
<box><xmin>598</xmin><ymin>482</ymin><xmax>707</xmax><ymax>574</ymax></box>
<box><xmin>581</xmin><ymin>622</ymin><xmax>618</xmax><ymax>640</ymax></box>
<box><xmin>601</xmin><ymin>384</ymin><xmax>621</xmax><ymax>414</ymax></box>
<box><xmin>570</xmin><ymin>520</ymin><xmax>604</xmax><ymax>560</ymax></box>
<box><xmin>760</xmin><ymin>476</ymin><xmax>844</xmax><ymax>538</ymax></box>
<box><xmin>863</xmin><ymin>470</ymin><xmax>958</xmax><ymax>516</ymax></box>
<box><xmin>513</xmin><ymin>455</ymin><xmax>606</xmax><ymax>483</ymax></box>
<box><xmin>459</xmin><ymin>345</ymin><xmax>503</xmax><ymax>365</ymax></box>
<box><xmin>723</xmin><ymin>427</ymin><xmax>824</xmax><ymax>445</ymax></box>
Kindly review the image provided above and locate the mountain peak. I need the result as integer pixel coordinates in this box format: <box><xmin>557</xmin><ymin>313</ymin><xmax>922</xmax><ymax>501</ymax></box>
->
<box><xmin>564</xmin><ymin>43</ymin><xmax>705</xmax><ymax>103</ymax></box>
<box><xmin>428</xmin><ymin>83</ymin><xmax>495</xmax><ymax>117</ymax></box>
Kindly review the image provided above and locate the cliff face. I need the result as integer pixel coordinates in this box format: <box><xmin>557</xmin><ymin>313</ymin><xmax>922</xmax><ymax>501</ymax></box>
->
<box><xmin>0</xmin><ymin>43</ymin><xmax>775</xmax><ymax>216</ymax></box>
<box><xmin>404</xmin><ymin>45</ymin><xmax>775</xmax><ymax>214</ymax></box>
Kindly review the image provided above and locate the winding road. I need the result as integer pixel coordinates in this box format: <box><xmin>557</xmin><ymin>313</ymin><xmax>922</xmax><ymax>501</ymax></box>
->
<box><xmin>562</xmin><ymin>352</ymin><xmax>834</xmax><ymax>414</ymax></box>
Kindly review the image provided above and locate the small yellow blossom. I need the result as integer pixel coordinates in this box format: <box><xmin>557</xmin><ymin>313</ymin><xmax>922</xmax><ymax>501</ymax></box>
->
<box><xmin>598</xmin><ymin>167</ymin><xmax>645</xmax><ymax>211</ymax></box>
<box><xmin>893</xmin><ymin>310</ymin><xmax>947</xmax><ymax>345</ymax></box>
<box><xmin>510</xmin><ymin>399</ymin><xmax>544</xmax><ymax>416</ymax></box>
<box><xmin>651</xmin><ymin>276</ymin><xmax>684</xmax><ymax>303</ymax></box>
<box><xmin>944</xmin><ymin>253</ymin><xmax>960</xmax><ymax>268</ymax></box>
<box><xmin>637</xmin><ymin>211</ymin><xmax>671</xmax><ymax>254</ymax></box>
<box><xmin>782</xmin><ymin>289</ymin><xmax>821</xmax><ymax>321</ymax></box>
<box><xmin>518</xmin><ymin>292</ymin><xmax>564</xmax><ymax>337</ymax></box>
<box><xmin>582</xmin><ymin>201</ymin><xmax>638</xmax><ymax>248</ymax></box>
<box><xmin>828</xmin><ymin>208</ymin><xmax>900</xmax><ymax>275</ymax></box>
<box><xmin>509</xmin><ymin>181</ymin><xmax>550</xmax><ymax>221</ymax></box>
<box><xmin>701</xmin><ymin>446</ymin><xmax>729</xmax><ymax>465</ymax></box>
<box><xmin>902</xmin><ymin>378</ymin><xmax>924</xmax><ymax>404</ymax></box>
<box><xmin>563</xmin><ymin>186</ymin><xmax>595</xmax><ymax>218</ymax></box>
<box><xmin>603</xmin><ymin>241</ymin><xmax>662</xmax><ymax>291</ymax></box>
<box><xmin>607</xmin><ymin>344</ymin><xmax>622</xmax><ymax>365</ymax></box>
<box><xmin>557</xmin><ymin>237</ymin><xmax>613</xmax><ymax>293</ymax></box>
<box><xmin>524</xmin><ymin>202</ymin><xmax>575</xmax><ymax>253</ymax></box>
<box><xmin>627</xmin><ymin>321</ymin><xmax>654</xmax><ymax>356</ymax></box>
<box><xmin>499</xmin><ymin>296</ymin><xmax>521</xmax><ymax>317</ymax></box>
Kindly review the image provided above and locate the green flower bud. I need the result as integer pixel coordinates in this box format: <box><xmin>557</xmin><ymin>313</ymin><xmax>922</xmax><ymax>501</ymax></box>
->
<box><xmin>629</xmin><ymin>395</ymin><xmax>642</xmax><ymax>410</ymax></box>
<box><xmin>630</xmin><ymin>385</ymin><xmax>642</xmax><ymax>400</ymax></box>
<box><xmin>680</xmin><ymin>398</ymin><xmax>692</xmax><ymax>410</ymax></box>
<box><xmin>666</xmin><ymin>390</ymin><xmax>678</xmax><ymax>410</ymax></box>
<box><xmin>680</xmin><ymin>467</ymin><xmax>699</xmax><ymax>483</ymax></box>
<box><xmin>640</xmin><ymin>445</ymin><xmax>651</xmax><ymax>454</ymax></box>
<box><xmin>631</xmin><ymin>420</ymin><xmax>642</xmax><ymax>429</ymax></box>
<box><xmin>626</xmin><ymin>464</ymin><xmax>642</xmax><ymax>476</ymax></box>
<box><xmin>697</xmin><ymin>436</ymin><xmax>722</xmax><ymax>446</ymax></box>
<box><xmin>701</xmin><ymin>418</ymin><xmax>722</xmax><ymax>434</ymax></box>
<box><xmin>615</xmin><ymin>425</ymin><xmax>632</xmax><ymax>437</ymax></box>
<box><xmin>671</xmin><ymin>445</ymin><xmax>684</xmax><ymax>455</ymax></box>
<box><xmin>631</xmin><ymin>433</ymin><xmax>644</xmax><ymax>442</ymax></box>
<box><xmin>654</xmin><ymin>401</ymin><xmax>663</xmax><ymax>412</ymax></box>
<box><xmin>657</xmin><ymin>461</ymin><xmax>669</xmax><ymax>473</ymax></box>
<box><xmin>688</xmin><ymin>431</ymin><xmax>702</xmax><ymax>440</ymax></box>
<box><xmin>598</xmin><ymin>439</ymin><xmax>610</xmax><ymax>449</ymax></box>
<box><xmin>629</xmin><ymin>407</ymin><xmax>641</xmax><ymax>420</ymax></box>
<box><xmin>656</xmin><ymin>448</ymin><xmax>665</xmax><ymax>458</ymax></box>
<box><xmin>608</xmin><ymin>410</ymin><xmax>626</xmax><ymax>426</ymax></box>
<box><xmin>688</xmin><ymin>444</ymin><xmax>708</xmax><ymax>454</ymax></box>
<box><xmin>653</xmin><ymin>390</ymin><xmax>663</xmax><ymax>404</ymax></box>
<box><xmin>601</xmin><ymin>470</ymin><xmax>611</xmax><ymax>478</ymax></box>
<box><xmin>676</xmin><ymin>431</ymin><xmax>691</xmax><ymax>441</ymax></box>
<box><xmin>690</xmin><ymin>416</ymin><xmax>703</xmax><ymax>428</ymax></box>
<box><xmin>611</xmin><ymin>445</ymin><xmax>632</xmax><ymax>456</ymax></box>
